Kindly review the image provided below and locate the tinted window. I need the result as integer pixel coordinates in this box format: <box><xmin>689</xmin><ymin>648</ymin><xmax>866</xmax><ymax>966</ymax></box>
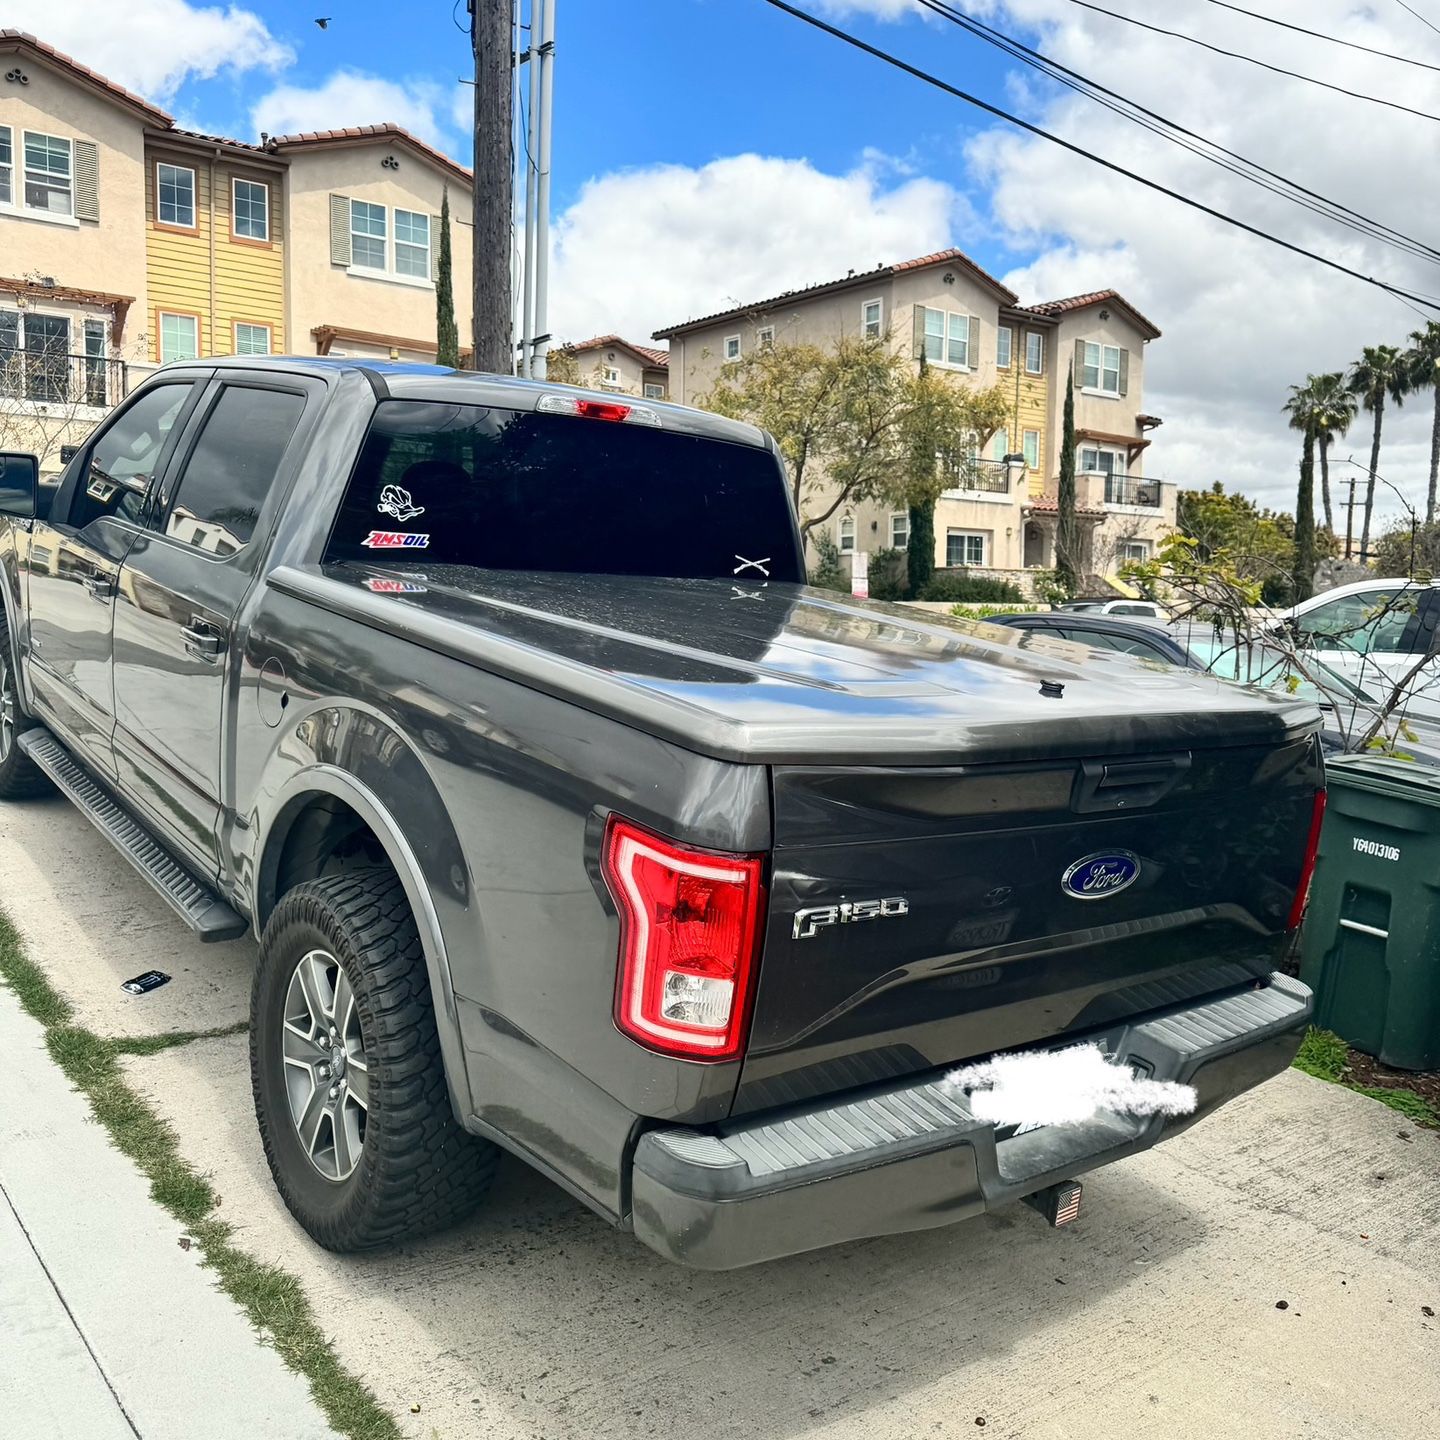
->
<box><xmin>1066</xmin><ymin>626</ymin><xmax>1170</xmax><ymax>661</ymax></box>
<box><xmin>72</xmin><ymin>383</ymin><xmax>194</xmax><ymax>529</ymax></box>
<box><xmin>1108</xmin><ymin>603</ymin><xmax>1156</xmax><ymax>617</ymax></box>
<box><xmin>162</xmin><ymin>386</ymin><xmax>305</xmax><ymax>557</ymax></box>
<box><xmin>325</xmin><ymin>400</ymin><xmax>802</xmax><ymax>581</ymax></box>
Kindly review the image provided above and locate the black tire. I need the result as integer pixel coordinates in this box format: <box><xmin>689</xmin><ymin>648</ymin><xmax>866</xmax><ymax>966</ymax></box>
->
<box><xmin>0</xmin><ymin>614</ymin><xmax>51</xmax><ymax>800</ymax></box>
<box><xmin>250</xmin><ymin>866</ymin><xmax>499</xmax><ymax>1250</ymax></box>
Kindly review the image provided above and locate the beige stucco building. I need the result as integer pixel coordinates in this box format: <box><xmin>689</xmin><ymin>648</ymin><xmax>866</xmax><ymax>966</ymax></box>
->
<box><xmin>561</xmin><ymin>335</ymin><xmax>668</xmax><ymax>398</ymax></box>
<box><xmin>655</xmin><ymin>250</ymin><xmax>1173</xmax><ymax>591</ymax></box>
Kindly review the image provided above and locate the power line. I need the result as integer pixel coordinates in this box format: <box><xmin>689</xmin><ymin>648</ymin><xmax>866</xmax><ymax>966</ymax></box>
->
<box><xmin>915</xmin><ymin>0</ymin><xmax>1440</xmax><ymax>269</ymax></box>
<box><xmin>1198</xmin><ymin>0</ymin><xmax>1440</xmax><ymax>71</ymax></box>
<box><xmin>1395</xmin><ymin>0</ymin><xmax>1440</xmax><ymax>41</ymax></box>
<box><xmin>761</xmin><ymin>0</ymin><xmax>1440</xmax><ymax>315</ymax></box>
<box><xmin>1065</xmin><ymin>0</ymin><xmax>1440</xmax><ymax>125</ymax></box>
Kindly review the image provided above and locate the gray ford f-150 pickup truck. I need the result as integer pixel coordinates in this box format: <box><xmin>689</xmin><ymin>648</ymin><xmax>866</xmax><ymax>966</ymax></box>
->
<box><xmin>0</xmin><ymin>359</ymin><xmax>1325</xmax><ymax>1267</ymax></box>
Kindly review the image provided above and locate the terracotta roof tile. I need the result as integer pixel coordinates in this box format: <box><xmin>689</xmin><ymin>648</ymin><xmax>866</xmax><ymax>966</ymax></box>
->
<box><xmin>267</xmin><ymin>124</ymin><xmax>472</xmax><ymax>187</ymax></box>
<box><xmin>167</xmin><ymin>128</ymin><xmax>271</xmax><ymax>154</ymax></box>
<box><xmin>1026</xmin><ymin>289</ymin><xmax>1162</xmax><ymax>340</ymax></box>
<box><xmin>566</xmin><ymin>335</ymin><xmax>669</xmax><ymax>368</ymax></box>
<box><xmin>1026</xmin><ymin>497</ymin><xmax>1106</xmax><ymax>516</ymax></box>
<box><xmin>0</xmin><ymin>29</ymin><xmax>172</xmax><ymax>126</ymax></box>
<box><xmin>652</xmin><ymin>247</ymin><xmax>1019</xmax><ymax>339</ymax></box>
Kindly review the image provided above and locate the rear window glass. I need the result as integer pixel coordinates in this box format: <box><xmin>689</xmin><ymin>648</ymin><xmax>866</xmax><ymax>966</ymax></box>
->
<box><xmin>325</xmin><ymin>399</ymin><xmax>802</xmax><ymax>582</ymax></box>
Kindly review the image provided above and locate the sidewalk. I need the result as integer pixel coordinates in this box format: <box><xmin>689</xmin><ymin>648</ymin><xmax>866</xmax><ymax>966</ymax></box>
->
<box><xmin>0</xmin><ymin>983</ymin><xmax>338</xmax><ymax>1440</ymax></box>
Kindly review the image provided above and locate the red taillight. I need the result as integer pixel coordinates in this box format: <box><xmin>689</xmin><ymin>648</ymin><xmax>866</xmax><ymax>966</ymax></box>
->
<box><xmin>535</xmin><ymin>393</ymin><xmax>661</xmax><ymax>427</ymax></box>
<box><xmin>576</xmin><ymin>399</ymin><xmax>632</xmax><ymax>423</ymax></box>
<box><xmin>601</xmin><ymin>816</ymin><xmax>766</xmax><ymax>1061</ymax></box>
<box><xmin>1286</xmin><ymin>788</ymin><xmax>1327</xmax><ymax>931</ymax></box>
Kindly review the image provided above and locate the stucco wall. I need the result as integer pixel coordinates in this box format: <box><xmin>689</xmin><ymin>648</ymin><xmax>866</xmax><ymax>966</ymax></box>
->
<box><xmin>284</xmin><ymin>145</ymin><xmax>473</xmax><ymax>356</ymax></box>
<box><xmin>1047</xmin><ymin>307</ymin><xmax>1151</xmax><ymax>476</ymax></box>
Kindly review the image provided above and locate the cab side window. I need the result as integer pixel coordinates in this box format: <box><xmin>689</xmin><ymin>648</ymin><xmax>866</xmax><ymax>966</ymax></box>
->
<box><xmin>1295</xmin><ymin>590</ymin><xmax>1414</xmax><ymax>654</ymax></box>
<box><xmin>70</xmin><ymin>383</ymin><xmax>195</xmax><ymax>530</ymax></box>
<box><xmin>160</xmin><ymin>385</ymin><xmax>305</xmax><ymax>558</ymax></box>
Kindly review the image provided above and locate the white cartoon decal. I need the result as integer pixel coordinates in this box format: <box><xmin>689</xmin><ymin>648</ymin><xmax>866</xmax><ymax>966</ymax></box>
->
<box><xmin>377</xmin><ymin>485</ymin><xmax>426</xmax><ymax>522</ymax></box>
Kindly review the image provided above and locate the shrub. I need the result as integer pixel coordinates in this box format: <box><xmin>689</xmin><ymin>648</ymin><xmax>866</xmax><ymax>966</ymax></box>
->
<box><xmin>808</xmin><ymin>532</ymin><xmax>848</xmax><ymax>591</ymax></box>
<box><xmin>867</xmin><ymin>546</ymin><xmax>908</xmax><ymax>601</ymax></box>
<box><xmin>918</xmin><ymin>571</ymin><xmax>1025</xmax><ymax>603</ymax></box>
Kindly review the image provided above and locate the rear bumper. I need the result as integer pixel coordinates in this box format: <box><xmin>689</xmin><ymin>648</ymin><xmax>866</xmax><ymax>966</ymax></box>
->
<box><xmin>631</xmin><ymin>972</ymin><xmax>1312</xmax><ymax>1269</ymax></box>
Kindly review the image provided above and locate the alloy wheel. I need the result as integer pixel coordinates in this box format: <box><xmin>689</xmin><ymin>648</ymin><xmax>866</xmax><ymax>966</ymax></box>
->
<box><xmin>281</xmin><ymin>948</ymin><xmax>369</xmax><ymax>1182</ymax></box>
<box><xmin>0</xmin><ymin>651</ymin><xmax>15</xmax><ymax>765</ymax></box>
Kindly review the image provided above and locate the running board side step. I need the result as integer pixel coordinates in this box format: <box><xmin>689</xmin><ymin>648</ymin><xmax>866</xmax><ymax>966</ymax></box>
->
<box><xmin>17</xmin><ymin>728</ymin><xmax>248</xmax><ymax>943</ymax></box>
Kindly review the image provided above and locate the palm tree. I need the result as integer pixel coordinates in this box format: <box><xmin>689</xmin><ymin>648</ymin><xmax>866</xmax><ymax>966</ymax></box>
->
<box><xmin>1308</xmin><ymin>371</ymin><xmax>1356</xmax><ymax>536</ymax></box>
<box><xmin>1347</xmin><ymin>345</ymin><xmax>1409</xmax><ymax>560</ymax></box>
<box><xmin>1282</xmin><ymin>380</ymin><xmax>1321</xmax><ymax>599</ymax></box>
<box><xmin>1406</xmin><ymin>323</ymin><xmax>1440</xmax><ymax>523</ymax></box>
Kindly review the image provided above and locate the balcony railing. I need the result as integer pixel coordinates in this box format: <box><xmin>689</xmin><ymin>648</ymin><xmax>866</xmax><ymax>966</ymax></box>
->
<box><xmin>942</xmin><ymin>456</ymin><xmax>1011</xmax><ymax>494</ymax></box>
<box><xmin>1100</xmin><ymin>475</ymin><xmax>1162</xmax><ymax>508</ymax></box>
<box><xmin>0</xmin><ymin>350</ymin><xmax>129</xmax><ymax>410</ymax></box>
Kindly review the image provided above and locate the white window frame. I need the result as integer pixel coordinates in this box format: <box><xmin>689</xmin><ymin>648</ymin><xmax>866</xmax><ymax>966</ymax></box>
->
<box><xmin>0</xmin><ymin>126</ymin><xmax>12</xmax><ymax>208</ymax></box>
<box><xmin>723</xmin><ymin>334</ymin><xmax>742</xmax><ymax>361</ymax></box>
<box><xmin>349</xmin><ymin>198</ymin><xmax>387</xmax><ymax>272</ymax></box>
<box><xmin>921</xmin><ymin>307</ymin><xmax>973</xmax><ymax>370</ymax></box>
<box><xmin>24</xmin><ymin>131</ymin><xmax>73</xmax><ymax>218</ymax></box>
<box><xmin>756</xmin><ymin>326</ymin><xmax>774</xmax><ymax>349</ymax></box>
<box><xmin>233</xmin><ymin>321</ymin><xmax>271</xmax><ymax>356</ymax></box>
<box><xmin>997</xmin><ymin>325</ymin><xmax>1012</xmax><ymax>369</ymax></box>
<box><xmin>155</xmin><ymin>161</ymin><xmax>195</xmax><ymax>229</ymax></box>
<box><xmin>1025</xmin><ymin>330</ymin><xmax>1044</xmax><ymax>375</ymax></box>
<box><xmin>946</xmin><ymin>529</ymin><xmax>987</xmax><ymax>568</ymax></box>
<box><xmin>838</xmin><ymin>514</ymin><xmax>856</xmax><ymax>554</ymax></box>
<box><xmin>1082</xmin><ymin>340</ymin><xmax>1121</xmax><ymax>395</ymax></box>
<box><xmin>232</xmin><ymin>177</ymin><xmax>269</xmax><ymax>241</ymax></box>
<box><xmin>394</xmin><ymin>207</ymin><xmax>430</xmax><ymax>278</ymax></box>
<box><xmin>1022</xmin><ymin>428</ymin><xmax>1040</xmax><ymax>471</ymax></box>
<box><xmin>1080</xmin><ymin>445</ymin><xmax>1125</xmax><ymax>478</ymax></box>
<box><xmin>159</xmin><ymin>311</ymin><xmax>200</xmax><ymax>364</ymax></box>
<box><xmin>890</xmin><ymin>511</ymin><xmax>909</xmax><ymax>551</ymax></box>
<box><xmin>602</xmin><ymin>365</ymin><xmax>622</xmax><ymax>388</ymax></box>
<box><xmin>1120</xmin><ymin>540</ymin><xmax>1151</xmax><ymax>565</ymax></box>
<box><xmin>862</xmin><ymin>298</ymin><xmax>883</xmax><ymax>340</ymax></box>
<box><xmin>643</xmin><ymin>382</ymin><xmax>665</xmax><ymax>399</ymax></box>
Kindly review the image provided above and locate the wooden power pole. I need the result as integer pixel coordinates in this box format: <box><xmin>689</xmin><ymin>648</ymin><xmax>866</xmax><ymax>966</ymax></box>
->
<box><xmin>469</xmin><ymin>0</ymin><xmax>513</xmax><ymax>373</ymax></box>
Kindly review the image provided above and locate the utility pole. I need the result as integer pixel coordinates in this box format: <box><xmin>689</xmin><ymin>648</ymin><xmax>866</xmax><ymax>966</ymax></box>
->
<box><xmin>1342</xmin><ymin>475</ymin><xmax>1358</xmax><ymax>560</ymax></box>
<box><xmin>469</xmin><ymin>1</ymin><xmax>513</xmax><ymax>374</ymax></box>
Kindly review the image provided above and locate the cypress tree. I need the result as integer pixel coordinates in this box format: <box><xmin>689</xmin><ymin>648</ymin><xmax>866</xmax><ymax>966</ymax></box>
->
<box><xmin>435</xmin><ymin>188</ymin><xmax>460</xmax><ymax>368</ymax></box>
<box><xmin>1056</xmin><ymin>364</ymin><xmax>1081</xmax><ymax>596</ymax></box>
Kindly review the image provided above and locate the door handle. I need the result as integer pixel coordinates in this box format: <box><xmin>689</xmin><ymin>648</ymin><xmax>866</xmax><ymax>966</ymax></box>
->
<box><xmin>181</xmin><ymin>619</ymin><xmax>225</xmax><ymax>661</ymax></box>
<box><xmin>81</xmin><ymin>572</ymin><xmax>113</xmax><ymax>600</ymax></box>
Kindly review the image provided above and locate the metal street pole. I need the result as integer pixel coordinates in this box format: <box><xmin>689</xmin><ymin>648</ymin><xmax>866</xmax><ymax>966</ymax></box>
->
<box><xmin>519</xmin><ymin>0</ymin><xmax>542</xmax><ymax>377</ymax></box>
<box><xmin>470</xmin><ymin>0</ymin><xmax>513</xmax><ymax>373</ymax></box>
<box><xmin>532</xmin><ymin>0</ymin><xmax>556</xmax><ymax>380</ymax></box>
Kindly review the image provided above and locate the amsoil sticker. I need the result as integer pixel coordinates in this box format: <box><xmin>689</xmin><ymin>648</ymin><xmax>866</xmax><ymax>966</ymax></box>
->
<box><xmin>363</xmin><ymin>577</ymin><xmax>428</xmax><ymax>594</ymax></box>
<box><xmin>377</xmin><ymin>485</ymin><xmax>425</xmax><ymax>522</ymax></box>
<box><xmin>363</xmin><ymin>530</ymin><xmax>430</xmax><ymax>549</ymax></box>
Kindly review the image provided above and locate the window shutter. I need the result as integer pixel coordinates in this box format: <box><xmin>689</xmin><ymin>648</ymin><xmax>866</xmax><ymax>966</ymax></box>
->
<box><xmin>1073</xmin><ymin>337</ymin><xmax>1085</xmax><ymax>381</ymax></box>
<box><xmin>330</xmin><ymin>194</ymin><xmax>351</xmax><ymax>266</ymax></box>
<box><xmin>1118</xmin><ymin>348</ymin><xmax>1130</xmax><ymax>396</ymax></box>
<box><xmin>74</xmin><ymin>140</ymin><xmax>99</xmax><ymax>222</ymax></box>
<box><xmin>967</xmin><ymin>314</ymin><xmax>979</xmax><ymax>368</ymax></box>
<box><xmin>432</xmin><ymin>213</ymin><xmax>442</xmax><ymax>280</ymax></box>
<box><xmin>912</xmin><ymin>303</ymin><xmax>926</xmax><ymax>360</ymax></box>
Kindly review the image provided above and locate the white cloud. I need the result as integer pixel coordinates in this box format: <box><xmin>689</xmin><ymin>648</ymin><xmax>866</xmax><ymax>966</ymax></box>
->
<box><xmin>549</xmin><ymin>153</ymin><xmax>960</xmax><ymax>344</ymax></box>
<box><xmin>250</xmin><ymin>71</ymin><xmax>467</xmax><ymax>151</ymax></box>
<box><xmin>960</xmin><ymin>0</ymin><xmax>1440</xmax><ymax>532</ymax></box>
<box><xmin>811</xmin><ymin>0</ymin><xmax>924</xmax><ymax>16</ymax></box>
<box><xmin>7</xmin><ymin>0</ymin><xmax>291</xmax><ymax>101</ymax></box>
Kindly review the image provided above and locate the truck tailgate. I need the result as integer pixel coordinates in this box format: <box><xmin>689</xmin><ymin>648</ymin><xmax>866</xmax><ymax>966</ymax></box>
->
<box><xmin>734</xmin><ymin>734</ymin><xmax>1323</xmax><ymax>1115</ymax></box>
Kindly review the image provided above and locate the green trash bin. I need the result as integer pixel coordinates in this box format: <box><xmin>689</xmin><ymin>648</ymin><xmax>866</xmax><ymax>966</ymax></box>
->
<box><xmin>1300</xmin><ymin>755</ymin><xmax>1440</xmax><ymax>1071</ymax></box>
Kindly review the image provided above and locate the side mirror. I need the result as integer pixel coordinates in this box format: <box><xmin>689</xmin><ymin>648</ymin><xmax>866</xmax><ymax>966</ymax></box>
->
<box><xmin>0</xmin><ymin>452</ymin><xmax>40</xmax><ymax>521</ymax></box>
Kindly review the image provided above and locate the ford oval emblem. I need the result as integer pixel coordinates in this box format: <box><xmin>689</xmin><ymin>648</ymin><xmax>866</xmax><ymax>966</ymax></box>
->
<box><xmin>1061</xmin><ymin>850</ymin><xmax>1140</xmax><ymax>900</ymax></box>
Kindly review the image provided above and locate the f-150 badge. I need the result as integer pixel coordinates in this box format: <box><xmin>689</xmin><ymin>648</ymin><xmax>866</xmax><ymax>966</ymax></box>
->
<box><xmin>793</xmin><ymin>896</ymin><xmax>909</xmax><ymax>940</ymax></box>
<box><xmin>1061</xmin><ymin>851</ymin><xmax>1140</xmax><ymax>900</ymax></box>
<box><xmin>377</xmin><ymin>485</ymin><xmax>425</xmax><ymax>522</ymax></box>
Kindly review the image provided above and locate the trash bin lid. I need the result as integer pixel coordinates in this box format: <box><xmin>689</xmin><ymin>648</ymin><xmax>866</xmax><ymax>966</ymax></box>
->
<box><xmin>1324</xmin><ymin>753</ymin><xmax>1440</xmax><ymax>801</ymax></box>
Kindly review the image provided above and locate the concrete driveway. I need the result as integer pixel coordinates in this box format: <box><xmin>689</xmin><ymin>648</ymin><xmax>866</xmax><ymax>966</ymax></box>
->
<box><xmin>2</xmin><ymin>793</ymin><xmax>1438</xmax><ymax>1440</ymax></box>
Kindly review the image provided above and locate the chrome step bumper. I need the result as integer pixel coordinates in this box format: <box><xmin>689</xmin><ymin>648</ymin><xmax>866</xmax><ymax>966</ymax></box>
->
<box><xmin>631</xmin><ymin>973</ymin><xmax>1312</xmax><ymax>1269</ymax></box>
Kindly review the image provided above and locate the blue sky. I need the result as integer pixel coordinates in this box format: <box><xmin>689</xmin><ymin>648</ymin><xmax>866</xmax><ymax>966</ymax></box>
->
<box><xmin>13</xmin><ymin>0</ymin><xmax>1440</xmax><ymax>519</ymax></box>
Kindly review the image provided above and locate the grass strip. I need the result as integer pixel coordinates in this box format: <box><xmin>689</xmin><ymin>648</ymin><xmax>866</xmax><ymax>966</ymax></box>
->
<box><xmin>0</xmin><ymin>907</ymin><xmax>401</xmax><ymax>1440</ymax></box>
<box><xmin>1294</xmin><ymin>1026</ymin><xmax>1439</xmax><ymax>1128</ymax></box>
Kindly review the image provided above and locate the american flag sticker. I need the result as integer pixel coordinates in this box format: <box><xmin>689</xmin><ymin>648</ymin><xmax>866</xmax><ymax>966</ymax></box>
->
<box><xmin>1054</xmin><ymin>1184</ymin><xmax>1083</xmax><ymax>1225</ymax></box>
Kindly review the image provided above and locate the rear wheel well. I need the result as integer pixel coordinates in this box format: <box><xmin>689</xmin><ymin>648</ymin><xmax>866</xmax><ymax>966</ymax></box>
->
<box><xmin>266</xmin><ymin>795</ymin><xmax>391</xmax><ymax>923</ymax></box>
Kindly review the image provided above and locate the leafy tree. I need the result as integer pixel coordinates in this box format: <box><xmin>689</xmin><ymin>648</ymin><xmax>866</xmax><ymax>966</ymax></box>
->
<box><xmin>1371</xmin><ymin>519</ymin><xmax>1440</xmax><ymax>578</ymax></box>
<box><xmin>1284</xmin><ymin>373</ymin><xmax>1354</xmax><ymax>540</ymax></box>
<box><xmin>543</xmin><ymin>347</ymin><xmax>581</xmax><ymax>385</ymax></box>
<box><xmin>807</xmin><ymin>530</ymin><xmax>847</xmax><ymax>591</ymax></box>
<box><xmin>703</xmin><ymin>335</ymin><xmax>1008</xmax><ymax>540</ymax></box>
<box><xmin>1178</xmin><ymin>481</ymin><xmax>1295</xmax><ymax>591</ymax></box>
<box><xmin>1055</xmin><ymin>364</ymin><xmax>1080</xmax><ymax>595</ymax></box>
<box><xmin>906</xmin><ymin>500</ymin><xmax>934</xmax><ymax>598</ymax></box>
<box><xmin>1347</xmin><ymin>344</ymin><xmax>1409</xmax><ymax>559</ymax></box>
<box><xmin>1405</xmin><ymin>322</ymin><xmax>1440</xmax><ymax>524</ymax></box>
<box><xmin>434</xmin><ymin>188</ymin><xmax>460</xmax><ymax>369</ymax></box>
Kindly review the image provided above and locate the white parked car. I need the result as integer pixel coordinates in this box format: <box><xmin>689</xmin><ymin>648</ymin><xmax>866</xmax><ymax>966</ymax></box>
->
<box><xmin>1058</xmin><ymin>598</ymin><xmax>1169</xmax><ymax>620</ymax></box>
<box><xmin>1283</xmin><ymin>578</ymin><xmax>1440</xmax><ymax>720</ymax></box>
